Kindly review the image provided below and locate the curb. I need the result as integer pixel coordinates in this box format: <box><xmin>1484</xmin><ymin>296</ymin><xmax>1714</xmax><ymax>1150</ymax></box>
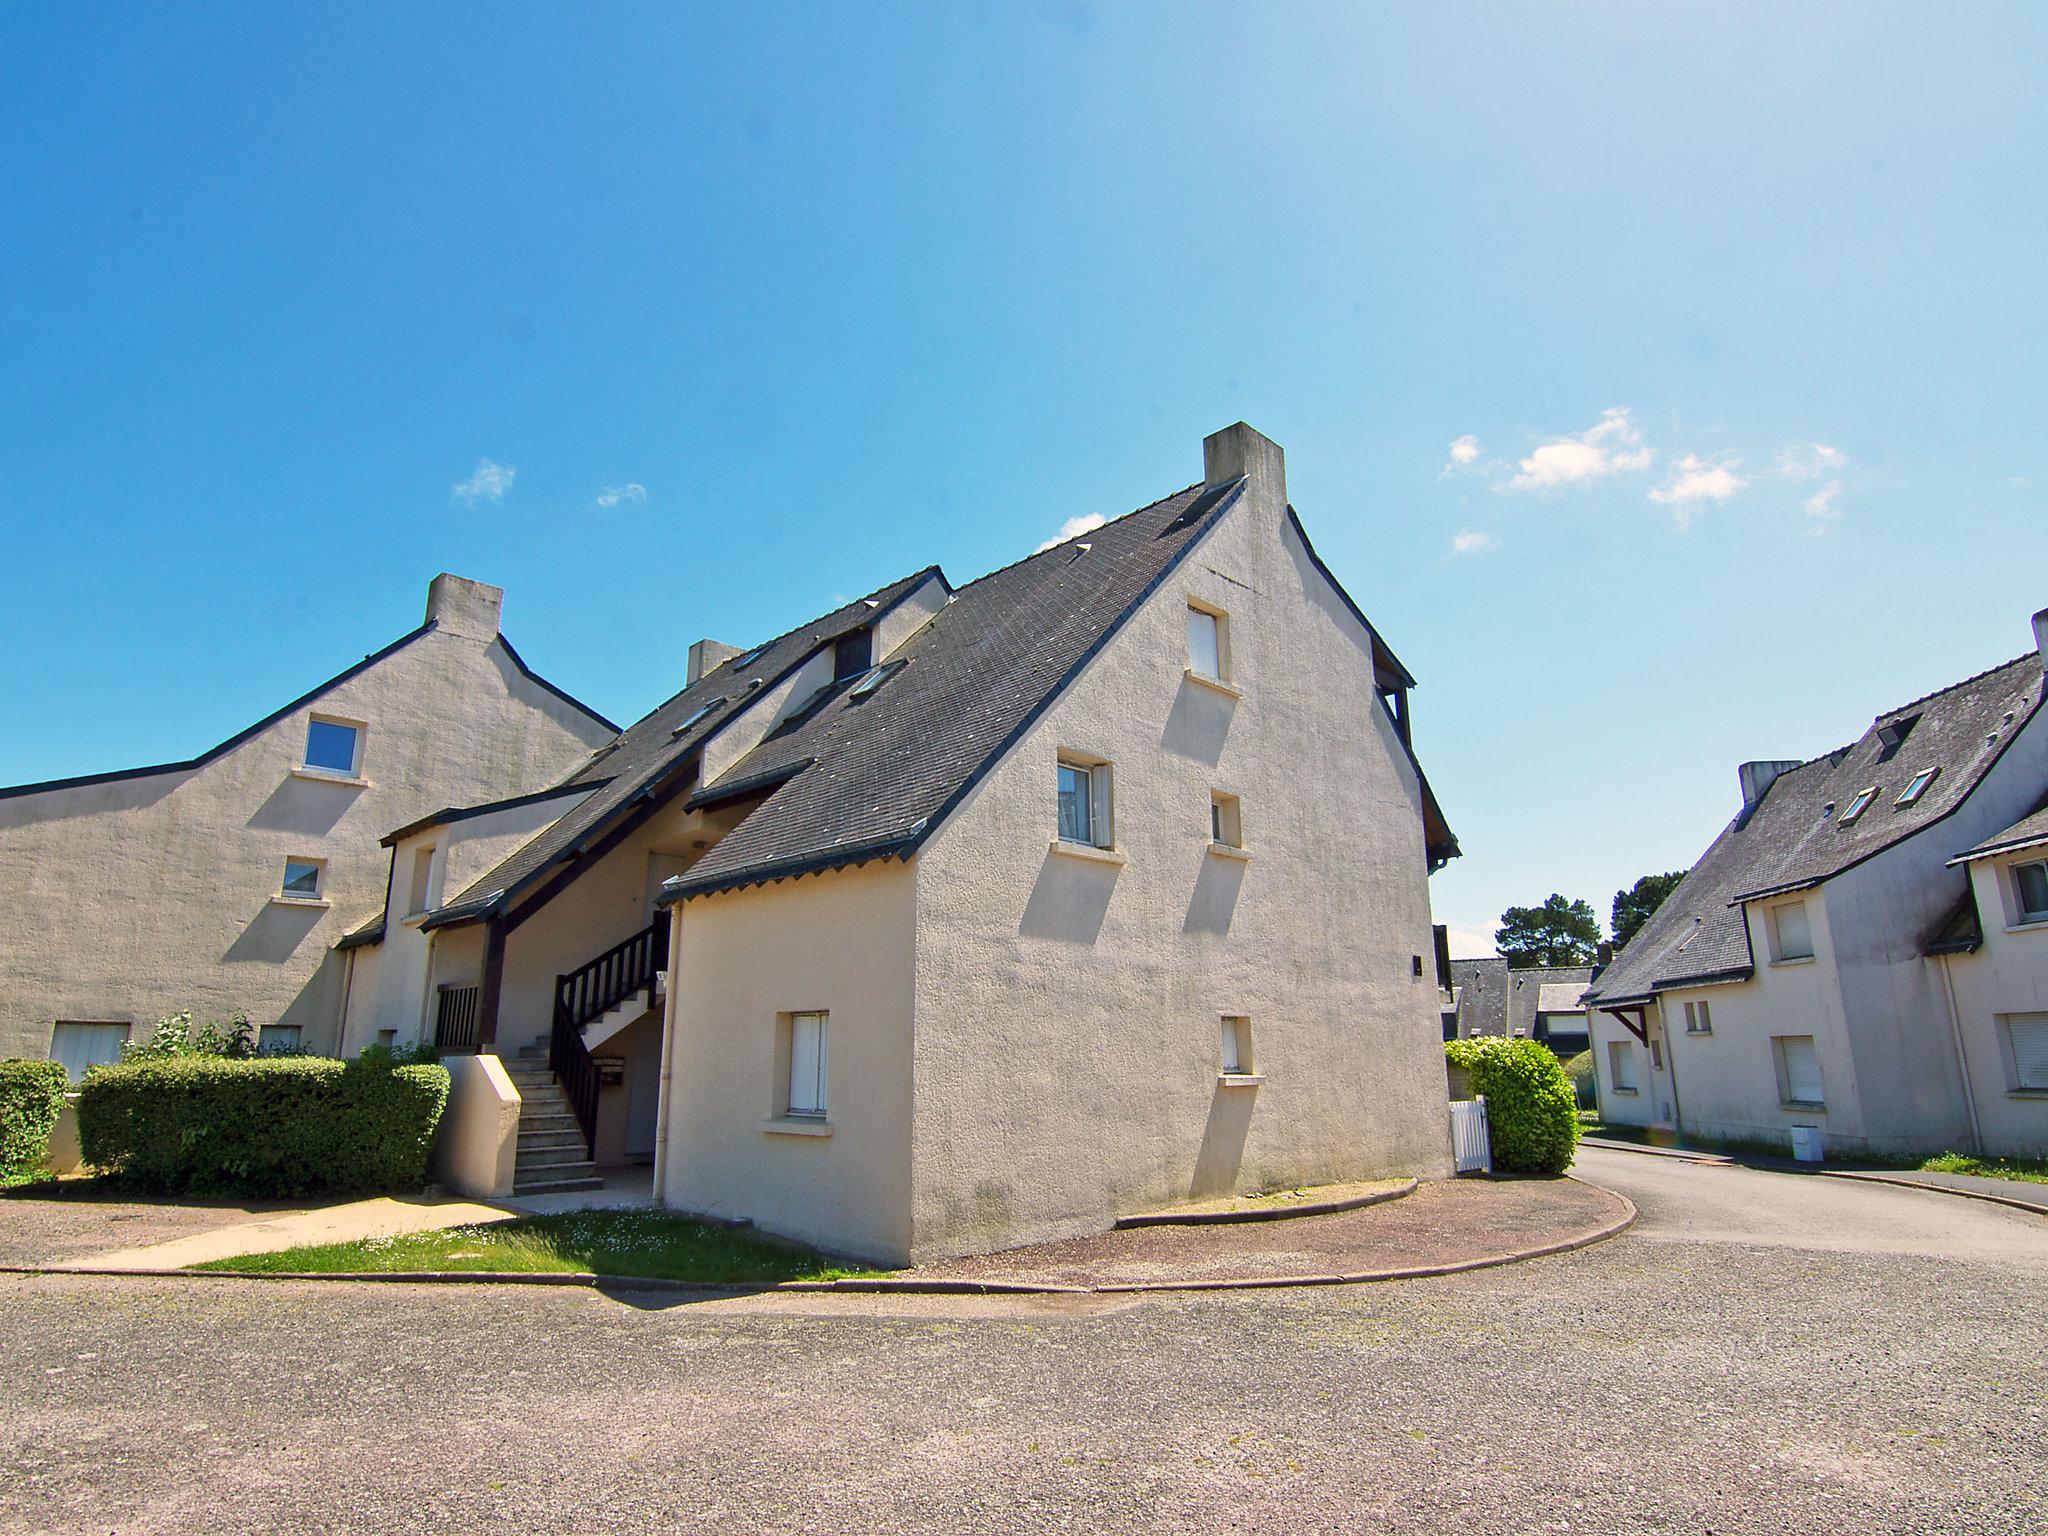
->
<box><xmin>0</xmin><ymin>1190</ymin><xmax>1637</xmax><ymax>1298</ymax></box>
<box><xmin>1581</xmin><ymin>1137</ymin><xmax>2048</xmax><ymax>1219</ymax></box>
<box><xmin>1815</xmin><ymin>1169</ymin><xmax>2048</xmax><ymax>1221</ymax></box>
<box><xmin>1113</xmin><ymin>1178</ymin><xmax>1417</xmax><ymax>1229</ymax></box>
<box><xmin>1578</xmin><ymin>1137</ymin><xmax>1732</xmax><ymax>1164</ymax></box>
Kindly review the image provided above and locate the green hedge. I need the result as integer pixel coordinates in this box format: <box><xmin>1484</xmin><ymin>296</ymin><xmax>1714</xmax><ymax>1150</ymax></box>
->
<box><xmin>1446</xmin><ymin>1037</ymin><xmax>1580</xmax><ymax>1175</ymax></box>
<box><xmin>0</xmin><ymin>1059</ymin><xmax>70</xmax><ymax>1179</ymax></box>
<box><xmin>1562</xmin><ymin>1049</ymin><xmax>1598</xmax><ymax>1110</ymax></box>
<box><xmin>77</xmin><ymin>1055</ymin><xmax>450</xmax><ymax>1197</ymax></box>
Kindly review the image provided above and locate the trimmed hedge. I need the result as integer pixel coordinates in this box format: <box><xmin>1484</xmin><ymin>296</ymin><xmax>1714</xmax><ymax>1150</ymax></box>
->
<box><xmin>77</xmin><ymin>1055</ymin><xmax>450</xmax><ymax>1197</ymax></box>
<box><xmin>1</xmin><ymin>1059</ymin><xmax>70</xmax><ymax>1179</ymax></box>
<box><xmin>1446</xmin><ymin>1037</ymin><xmax>1580</xmax><ymax>1175</ymax></box>
<box><xmin>1562</xmin><ymin>1049</ymin><xmax>1598</xmax><ymax>1110</ymax></box>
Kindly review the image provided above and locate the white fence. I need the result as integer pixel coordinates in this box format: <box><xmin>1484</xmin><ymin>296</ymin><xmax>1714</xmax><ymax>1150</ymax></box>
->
<box><xmin>1451</xmin><ymin>1095</ymin><xmax>1492</xmax><ymax>1174</ymax></box>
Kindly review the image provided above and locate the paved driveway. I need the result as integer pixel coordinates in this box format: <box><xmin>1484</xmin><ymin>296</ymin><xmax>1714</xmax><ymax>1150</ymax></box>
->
<box><xmin>4</xmin><ymin>1148</ymin><xmax>2044</xmax><ymax>1535</ymax></box>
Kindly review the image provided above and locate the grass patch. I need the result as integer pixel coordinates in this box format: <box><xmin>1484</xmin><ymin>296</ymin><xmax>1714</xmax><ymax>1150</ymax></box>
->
<box><xmin>0</xmin><ymin>1166</ymin><xmax>55</xmax><ymax>1191</ymax></box>
<box><xmin>1919</xmin><ymin>1152</ymin><xmax>2048</xmax><ymax>1186</ymax></box>
<box><xmin>190</xmin><ymin>1208</ymin><xmax>884</xmax><ymax>1284</ymax></box>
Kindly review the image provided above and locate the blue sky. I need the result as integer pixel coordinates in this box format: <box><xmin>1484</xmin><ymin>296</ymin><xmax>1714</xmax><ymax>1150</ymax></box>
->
<box><xmin>3</xmin><ymin>3</ymin><xmax>2043</xmax><ymax>954</ymax></box>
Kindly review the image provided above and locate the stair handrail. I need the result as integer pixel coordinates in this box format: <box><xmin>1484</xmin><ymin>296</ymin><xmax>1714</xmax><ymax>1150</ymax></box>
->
<box><xmin>548</xmin><ymin>918</ymin><xmax>670</xmax><ymax>1157</ymax></box>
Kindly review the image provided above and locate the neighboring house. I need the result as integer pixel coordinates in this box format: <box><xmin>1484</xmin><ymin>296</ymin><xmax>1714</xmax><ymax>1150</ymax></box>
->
<box><xmin>0</xmin><ymin>576</ymin><xmax>616</xmax><ymax>1076</ymax></box>
<box><xmin>1584</xmin><ymin>610</ymin><xmax>2048</xmax><ymax>1157</ymax></box>
<box><xmin>345</xmin><ymin>424</ymin><xmax>1463</xmax><ymax>1262</ymax></box>
<box><xmin>1441</xmin><ymin>957</ymin><xmax>1592</xmax><ymax>1057</ymax></box>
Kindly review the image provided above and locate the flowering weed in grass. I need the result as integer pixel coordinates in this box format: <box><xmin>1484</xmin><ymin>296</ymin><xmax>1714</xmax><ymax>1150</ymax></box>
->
<box><xmin>193</xmin><ymin>1209</ymin><xmax>882</xmax><ymax>1283</ymax></box>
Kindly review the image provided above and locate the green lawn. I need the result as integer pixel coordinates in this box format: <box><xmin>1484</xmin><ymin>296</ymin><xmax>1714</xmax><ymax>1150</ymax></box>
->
<box><xmin>192</xmin><ymin>1209</ymin><xmax>884</xmax><ymax>1283</ymax></box>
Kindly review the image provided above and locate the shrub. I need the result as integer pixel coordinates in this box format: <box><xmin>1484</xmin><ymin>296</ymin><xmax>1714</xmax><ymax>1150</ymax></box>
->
<box><xmin>124</xmin><ymin>1008</ymin><xmax>255</xmax><ymax>1060</ymax></box>
<box><xmin>1445</xmin><ymin>1037</ymin><xmax>1580</xmax><ymax>1175</ymax></box>
<box><xmin>77</xmin><ymin>1055</ymin><xmax>450</xmax><ymax>1197</ymax></box>
<box><xmin>0</xmin><ymin>1059</ymin><xmax>71</xmax><ymax>1180</ymax></box>
<box><xmin>1562</xmin><ymin>1049</ymin><xmax>1598</xmax><ymax>1110</ymax></box>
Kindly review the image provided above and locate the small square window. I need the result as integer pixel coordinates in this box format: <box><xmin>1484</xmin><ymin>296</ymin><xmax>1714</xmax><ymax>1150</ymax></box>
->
<box><xmin>1770</xmin><ymin>900</ymin><xmax>1815</xmax><ymax>961</ymax></box>
<box><xmin>258</xmin><ymin>1024</ymin><xmax>303</xmax><ymax>1056</ymax></box>
<box><xmin>1895</xmin><ymin>767</ymin><xmax>1939</xmax><ymax>807</ymax></box>
<box><xmin>303</xmin><ymin>717</ymin><xmax>362</xmax><ymax>776</ymax></box>
<box><xmin>1186</xmin><ymin>602</ymin><xmax>1229</xmax><ymax>682</ymax></box>
<box><xmin>1209</xmin><ymin>791</ymin><xmax>1243</xmax><ymax>849</ymax></box>
<box><xmin>785</xmin><ymin>1011</ymin><xmax>828</xmax><ymax>1118</ymax></box>
<box><xmin>1220</xmin><ymin>1016</ymin><xmax>1254</xmax><ymax>1076</ymax></box>
<box><xmin>1684</xmin><ymin>999</ymin><xmax>1713</xmax><ymax>1035</ymax></box>
<box><xmin>2013</xmin><ymin>861</ymin><xmax>2048</xmax><ymax>922</ymax></box>
<box><xmin>281</xmin><ymin>858</ymin><xmax>325</xmax><ymax>900</ymax></box>
<box><xmin>1056</xmin><ymin>755</ymin><xmax>1113</xmax><ymax>849</ymax></box>
<box><xmin>1840</xmin><ymin>786</ymin><xmax>1877</xmax><ymax>825</ymax></box>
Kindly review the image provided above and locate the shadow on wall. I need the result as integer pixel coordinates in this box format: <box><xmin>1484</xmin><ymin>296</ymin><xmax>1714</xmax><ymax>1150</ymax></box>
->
<box><xmin>222</xmin><ymin>900</ymin><xmax>326</xmax><ymax>964</ymax></box>
<box><xmin>1019</xmin><ymin>849</ymin><xmax>1119</xmax><ymax>945</ymax></box>
<box><xmin>245</xmin><ymin>775</ymin><xmax>362</xmax><ymax>835</ymax></box>
<box><xmin>1191</xmin><ymin>1084</ymin><xmax>1257</xmax><ymax>1198</ymax></box>
<box><xmin>1160</xmin><ymin>674</ymin><xmax>1235</xmax><ymax>766</ymax></box>
<box><xmin>0</xmin><ymin>771</ymin><xmax>183</xmax><ymax>828</ymax></box>
<box><xmin>1184</xmin><ymin>853</ymin><xmax>1246</xmax><ymax>936</ymax></box>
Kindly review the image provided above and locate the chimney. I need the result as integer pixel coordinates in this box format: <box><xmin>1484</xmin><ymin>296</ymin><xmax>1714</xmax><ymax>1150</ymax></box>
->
<box><xmin>1738</xmin><ymin>759</ymin><xmax>1802</xmax><ymax>809</ymax></box>
<box><xmin>2033</xmin><ymin>606</ymin><xmax>2048</xmax><ymax>668</ymax></box>
<box><xmin>687</xmin><ymin>639</ymin><xmax>742</xmax><ymax>686</ymax></box>
<box><xmin>1202</xmin><ymin>422</ymin><xmax>1286</xmax><ymax>506</ymax></box>
<box><xmin>425</xmin><ymin>574</ymin><xmax>503</xmax><ymax>641</ymax></box>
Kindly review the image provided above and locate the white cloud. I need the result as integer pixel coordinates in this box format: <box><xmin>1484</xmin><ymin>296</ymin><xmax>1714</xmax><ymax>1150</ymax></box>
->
<box><xmin>1505</xmin><ymin>407</ymin><xmax>1654</xmax><ymax>491</ymax></box>
<box><xmin>1443</xmin><ymin>434</ymin><xmax>1481</xmax><ymax>475</ymax></box>
<box><xmin>1648</xmin><ymin>454</ymin><xmax>1747</xmax><ymax>528</ymax></box>
<box><xmin>1450</xmin><ymin>528</ymin><xmax>1498</xmax><ymax>556</ymax></box>
<box><xmin>1035</xmin><ymin>513</ymin><xmax>1106</xmax><ymax>553</ymax></box>
<box><xmin>1443</xmin><ymin>925</ymin><xmax>1497</xmax><ymax>959</ymax></box>
<box><xmin>1775</xmin><ymin>442</ymin><xmax>1847</xmax><ymax>481</ymax></box>
<box><xmin>1804</xmin><ymin>480</ymin><xmax>1843</xmax><ymax>525</ymax></box>
<box><xmin>593</xmin><ymin>482</ymin><xmax>648</xmax><ymax>510</ymax></box>
<box><xmin>452</xmin><ymin>458</ymin><xmax>516</xmax><ymax>505</ymax></box>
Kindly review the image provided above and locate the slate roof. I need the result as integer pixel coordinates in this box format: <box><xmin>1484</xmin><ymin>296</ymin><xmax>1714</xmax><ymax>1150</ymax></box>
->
<box><xmin>1586</xmin><ymin>650</ymin><xmax>2046</xmax><ymax>1006</ymax></box>
<box><xmin>671</xmin><ymin>480</ymin><xmax>1244</xmax><ymax>896</ymax></box>
<box><xmin>1953</xmin><ymin>792</ymin><xmax>2048</xmax><ymax>865</ymax></box>
<box><xmin>423</xmin><ymin>567</ymin><xmax>944</xmax><ymax>929</ymax></box>
<box><xmin>1446</xmin><ymin>958</ymin><xmax>1508</xmax><ymax>1037</ymax></box>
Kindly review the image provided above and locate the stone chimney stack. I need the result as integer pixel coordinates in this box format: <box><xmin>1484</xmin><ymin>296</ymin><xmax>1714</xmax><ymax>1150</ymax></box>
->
<box><xmin>2033</xmin><ymin>606</ymin><xmax>2048</xmax><ymax>669</ymax></box>
<box><xmin>425</xmin><ymin>574</ymin><xmax>503</xmax><ymax>641</ymax></box>
<box><xmin>1203</xmin><ymin>422</ymin><xmax>1286</xmax><ymax>508</ymax></box>
<box><xmin>687</xmin><ymin>639</ymin><xmax>742</xmax><ymax>686</ymax></box>
<box><xmin>1738</xmin><ymin>759</ymin><xmax>1802</xmax><ymax>809</ymax></box>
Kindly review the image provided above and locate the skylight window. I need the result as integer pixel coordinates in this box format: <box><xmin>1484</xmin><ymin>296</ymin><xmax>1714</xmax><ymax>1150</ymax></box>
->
<box><xmin>1895</xmin><ymin>767</ymin><xmax>1939</xmax><ymax>807</ymax></box>
<box><xmin>1839</xmin><ymin>786</ymin><xmax>1878</xmax><ymax>825</ymax></box>
<box><xmin>670</xmin><ymin>699</ymin><xmax>724</xmax><ymax>737</ymax></box>
<box><xmin>847</xmin><ymin>664</ymin><xmax>893</xmax><ymax>700</ymax></box>
<box><xmin>727</xmin><ymin>645</ymin><xmax>766</xmax><ymax>669</ymax></box>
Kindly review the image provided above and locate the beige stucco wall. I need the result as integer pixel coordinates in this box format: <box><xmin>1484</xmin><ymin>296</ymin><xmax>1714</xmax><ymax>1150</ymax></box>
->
<box><xmin>905</xmin><ymin>470</ymin><xmax>1452</xmax><ymax>1261</ymax></box>
<box><xmin>1942</xmin><ymin>854</ymin><xmax>2048</xmax><ymax>1156</ymax></box>
<box><xmin>1585</xmin><ymin>1000</ymin><xmax>1674</xmax><ymax>1128</ymax></box>
<box><xmin>660</xmin><ymin>861</ymin><xmax>918</xmax><ymax>1264</ymax></box>
<box><xmin>432</xmin><ymin>1052</ymin><xmax>522</xmax><ymax>1198</ymax></box>
<box><xmin>0</xmin><ymin>587</ymin><xmax>613</xmax><ymax>1064</ymax></box>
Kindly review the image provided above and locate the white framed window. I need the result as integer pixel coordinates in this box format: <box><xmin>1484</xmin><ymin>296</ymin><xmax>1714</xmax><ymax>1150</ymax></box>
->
<box><xmin>785</xmin><ymin>1010</ymin><xmax>828</xmax><ymax>1118</ymax></box>
<box><xmin>2014</xmin><ymin>861</ymin><xmax>2048</xmax><ymax>923</ymax></box>
<box><xmin>1219</xmin><ymin>1016</ymin><xmax>1254</xmax><ymax>1076</ymax></box>
<box><xmin>1839</xmin><ymin>786</ymin><xmax>1877</xmax><ymax>825</ymax></box>
<box><xmin>280</xmin><ymin>857</ymin><xmax>326</xmax><ymax>901</ymax></box>
<box><xmin>406</xmin><ymin>846</ymin><xmax>437</xmax><ymax>917</ymax></box>
<box><xmin>258</xmin><ymin>1024</ymin><xmax>303</xmax><ymax>1056</ymax></box>
<box><xmin>1607</xmin><ymin>1040</ymin><xmax>1638</xmax><ymax>1093</ymax></box>
<box><xmin>1894</xmin><ymin>767</ymin><xmax>1939</xmax><ymax>807</ymax></box>
<box><xmin>50</xmin><ymin>1020</ymin><xmax>129</xmax><ymax>1081</ymax></box>
<box><xmin>302</xmin><ymin>716</ymin><xmax>363</xmax><ymax>777</ymax></box>
<box><xmin>1684</xmin><ymin>999</ymin><xmax>1713</xmax><ymax>1034</ymax></box>
<box><xmin>1186</xmin><ymin>601</ymin><xmax>1230</xmax><ymax>683</ymax></box>
<box><xmin>2004</xmin><ymin>1013</ymin><xmax>2048</xmax><ymax>1091</ymax></box>
<box><xmin>1209</xmin><ymin>791</ymin><xmax>1243</xmax><ymax>849</ymax></box>
<box><xmin>1774</xmin><ymin>1034</ymin><xmax>1824</xmax><ymax>1106</ymax></box>
<box><xmin>1769</xmin><ymin>900</ymin><xmax>1815</xmax><ymax>962</ymax></box>
<box><xmin>1056</xmin><ymin>755</ymin><xmax>1113</xmax><ymax>849</ymax></box>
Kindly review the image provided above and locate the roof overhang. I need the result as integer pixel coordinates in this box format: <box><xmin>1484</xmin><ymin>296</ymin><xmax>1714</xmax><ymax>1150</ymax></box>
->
<box><xmin>1948</xmin><ymin>829</ymin><xmax>2048</xmax><ymax>867</ymax></box>
<box><xmin>379</xmin><ymin>778</ymin><xmax>610</xmax><ymax>847</ymax></box>
<box><xmin>1729</xmin><ymin>876</ymin><xmax>1823</xmax><ymax>906</ymax></box>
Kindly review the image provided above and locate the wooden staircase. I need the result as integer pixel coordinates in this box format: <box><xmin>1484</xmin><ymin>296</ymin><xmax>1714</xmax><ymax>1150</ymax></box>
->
<box><xmin>504</xmin><ymin>1049</ymin><xmax>604</xmax><ymax>1195</ymax></box>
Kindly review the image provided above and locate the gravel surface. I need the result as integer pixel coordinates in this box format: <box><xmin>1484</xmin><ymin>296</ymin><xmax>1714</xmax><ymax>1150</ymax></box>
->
<box><xmin>3</xmin><ymin>1147</ymin><xmax>2045</xmax><ymax>1535</ymax></box>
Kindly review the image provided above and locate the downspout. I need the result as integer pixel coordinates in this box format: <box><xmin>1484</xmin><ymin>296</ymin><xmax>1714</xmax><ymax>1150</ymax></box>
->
<box><xmin>1936</xmin><ymin>953</ymin><xmax>1985</xmax><ymax>1155</ymax></box>
<box><xmin>337</xmin><ymin>948</ymin><xmax>358</xmax><ymax>1058</ymax></box>
<box><xmin>650</xmin><ymin>899</ymin><xmax>682</xmax><ymax>1207</ymax></box>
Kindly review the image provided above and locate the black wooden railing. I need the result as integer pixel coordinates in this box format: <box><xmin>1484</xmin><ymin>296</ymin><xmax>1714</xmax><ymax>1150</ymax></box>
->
<box><xmin>434</xmin><ymin>984</ymin><xmax>481</xmax><ymax>1054</ymax></box>
<box><xmin>549</xmin><ymin>919</ymin><xmax>669</xmax><ymax>1154</ymax></box>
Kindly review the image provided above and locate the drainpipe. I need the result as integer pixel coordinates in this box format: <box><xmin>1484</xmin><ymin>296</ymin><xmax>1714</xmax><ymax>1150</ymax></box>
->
<box><xmin>1936</xmin><ymin>953</ymin><xmax>1985</xmax><ymax>1155</ymax></box>
<box><xmin>650</xmin><ymin>901</ymin><xmax>681</xmax><ymax>1207</ymax></box>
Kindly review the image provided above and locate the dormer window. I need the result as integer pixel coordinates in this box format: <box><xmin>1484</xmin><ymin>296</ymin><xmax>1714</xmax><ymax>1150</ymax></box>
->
<box><xmin>1894</xmin><ymin>767</ymin><xmax>1938</xmax><ymax>807</ymax></box>
<box><xmin>1186</xmin><ymin>601</ymin><xmax>1230</xmax><ymax>683</ymax></box>
<box><xmin>834</xmin><ymin>628</ymin><xmax>873</xmax><ymax>681</ymax></box>
<box><xmin>1840</xmin><ymin>786</ymin><xmax>1878</xmax><ymax>825</ymax></box>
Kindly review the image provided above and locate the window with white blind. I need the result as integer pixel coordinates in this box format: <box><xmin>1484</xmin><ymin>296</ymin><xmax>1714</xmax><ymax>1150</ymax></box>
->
<box><xmin>785</xmin><ymin>1011</ymin><xmax>828</xmax><ymax>1118</ymax></box>
<box><xmin>1186</xmin><ymin>602</ymin><xmax>1228</xmax><ymax>683</ymax></box>
<box><xmin>1056</xmin><ymin>755</ymin><xmax>1114</xmax><ymax>849</ymax></box>
<box><xmin>258</xmin><ymin>1025</ymin><xmax>302</xmax><ymax>1056</ymax></box>
<box><xmin>1770</xmin><ymin>900</ymin><xmax>1815</xmax><ymax>961</ymax></box>
<box><xmin>1775</xmin><ymin>1035</ymin><xmax>1824</xmax><ymax>1105</ymax></box>
<box><xmin>2003</xmin><ymin>1014</ymin><xmax>2048</xmax><ymax>1092</ymax></box>
<box><xmin>1219</xmin><ymin>1016</ymin><xmax>1254</xmax><ymax>1077</ymax></box>
<box><xmin>1607</xmin><ymin>1040</ymin><xmax>1638</xmax><ymax>1093</ymax></box>
<box><xmin>50</xmin><ymin>1021</ymin><xmax>129</xmax><ymax>1082</ymax></box>
<box><xmin>2015</xmin><ymin>861</ymin><xmax>2048</xmax><ymax>923</ymax></box>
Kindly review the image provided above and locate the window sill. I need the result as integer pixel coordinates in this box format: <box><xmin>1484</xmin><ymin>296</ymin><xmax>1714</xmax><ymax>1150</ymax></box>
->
<box><xmin>1206</xmin><ymin>842</ymin><xmax>1252</xmax><ymax>863</ymax></box>
<box><xmin>1217</xmin><ymin>1073</ymin><xmax>1264</xmax><ymax>1088</ymax></box>
<box><xmin>1183</xmin><ymin>668</ymin><xmax>1243</xmax><ymax>701</ymax></box>
<box><xmin>1048</xmin><ymin>839</ymin><xmax>1126</xmax><ymax>867</ymax></box>
<box><xmin>270</xmin><ymin>895</ymin><xmax>332</xmax><ymax>910</ymax></box>
<box><xmin>1768</xmin><ymin>956</ymin><xmax>1817</xmax><ymax>968</ymax></box>
<box><xmin>1778</xmin><ymin>1100</ymin><xmax>1826</xmax><ymax>1113</ymax></box>
<box><xmin>292</xmin><ymin>768</ymin><xmax>370</xmax><ymax>788</ymax></box>
<box><xmin>2003</xmin><ymin>918</ymin><xmax>2048</xmax><ymax>935</ymax></box>
<box><xmin>1608</xmin><ymin>1087</ymin><xmax>1639</xmax><ymax>1096</ymax></box>
<box><xmin>2006</xmin><ymin>1088</ymin><xmax>2048</xmax><ymax>1099</ymax></box>
<box><xmin>1683</xmin><ymin>1029</ymin><xmax>1713</xmax><ymax>1037</ymax></box>
<box><xmin>761</xmin><ymin>1117</ymin><xmax>832</xmax><ymax>1138</ymax></box>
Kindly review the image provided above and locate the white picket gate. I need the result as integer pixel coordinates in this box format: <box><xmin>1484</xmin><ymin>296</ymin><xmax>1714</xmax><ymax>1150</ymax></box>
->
<box><xmin>1450</xmin><ymin>1095</ymin><xmax>1492</xmax><ymax>1174</ymax></box>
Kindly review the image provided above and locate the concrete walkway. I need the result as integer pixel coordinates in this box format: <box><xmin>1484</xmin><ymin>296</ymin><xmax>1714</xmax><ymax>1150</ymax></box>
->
<box><xmin>69</xmin><ymin>1194</ymin><xmax>525</xmax><ymax>1271</ymax></box>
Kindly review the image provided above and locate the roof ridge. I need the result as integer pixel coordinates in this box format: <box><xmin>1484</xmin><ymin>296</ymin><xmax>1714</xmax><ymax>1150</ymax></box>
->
<box><xmin>1874</xmin><ymin>649</ymin><xmax>2040</xmax><ymax>721</ymax></box>
<box><xmin>944</xmin><ymin>480</ymin><xmax>1213</xmax><ymax>598</ymax></box>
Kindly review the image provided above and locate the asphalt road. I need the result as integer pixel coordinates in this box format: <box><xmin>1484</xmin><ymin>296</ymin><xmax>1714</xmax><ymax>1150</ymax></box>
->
<box><xmin>4</xmin><ymin>1147</ymin><xmax>2044</xmax><ymax>1535</ymax></box>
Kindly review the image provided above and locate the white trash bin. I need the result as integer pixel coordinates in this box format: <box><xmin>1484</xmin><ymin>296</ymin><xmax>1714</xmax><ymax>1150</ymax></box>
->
<box><xmin>1790</xmin><ymin>1125</ymin><xmax>1825</xmax><ymax>1164</ymax></box>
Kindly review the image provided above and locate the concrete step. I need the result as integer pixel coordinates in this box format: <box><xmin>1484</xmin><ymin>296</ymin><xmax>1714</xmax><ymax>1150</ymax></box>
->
<box><xmin>517</xmin><ymin>1128</ymin><xmax>587</xmax><ymax>1152</ymax></box>
<box><xmin>512</xmin><ymin>1174</ymin><xmax>606</xmax><ymax>1196</ymax></box>
<box><xmin>517</xmin><ymin>1146</ymin><xmax>598</xmax><ymax>1170</ymax></box>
